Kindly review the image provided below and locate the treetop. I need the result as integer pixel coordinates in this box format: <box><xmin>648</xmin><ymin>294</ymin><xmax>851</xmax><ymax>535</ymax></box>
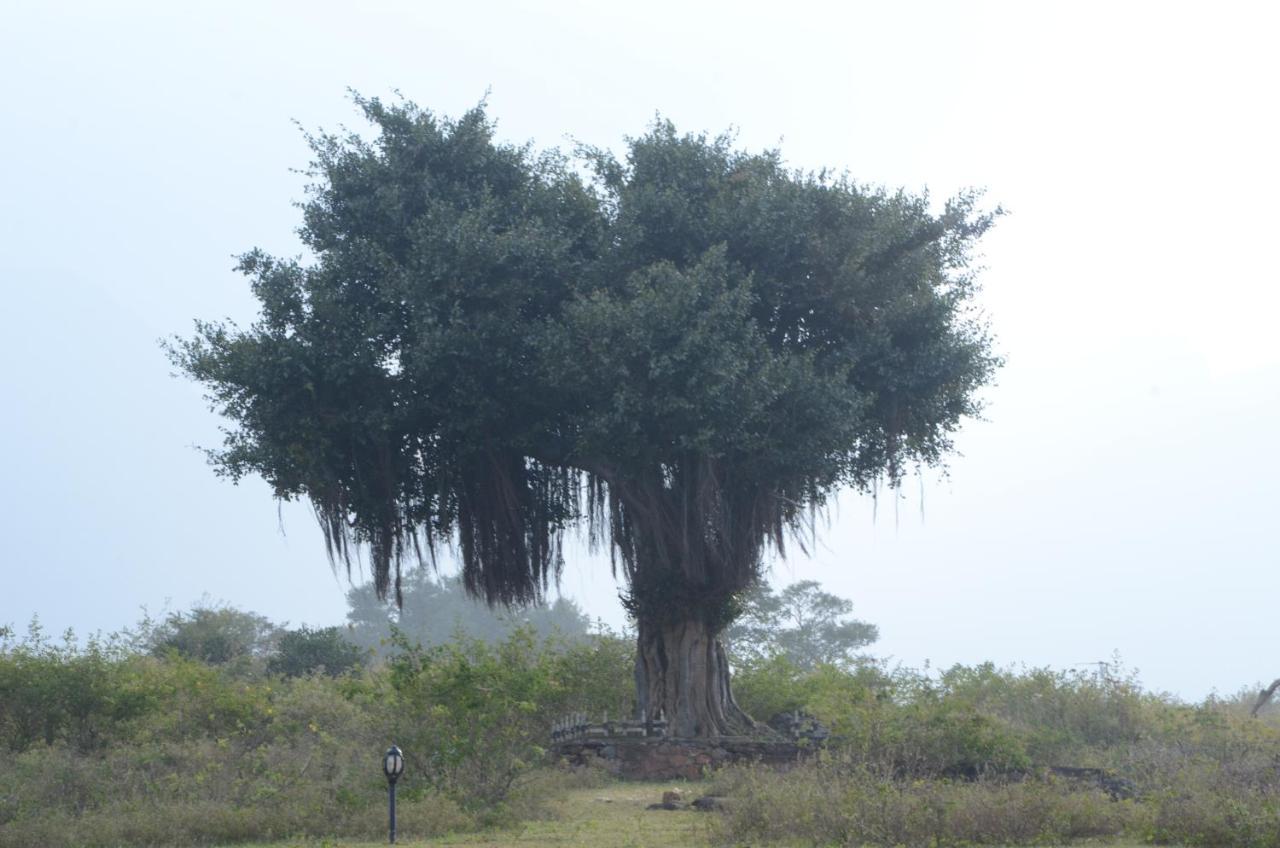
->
<box><xmin>170</xmin><ymin>95</ymin><xmax>1000</xmax><ymax>613</ymax></box>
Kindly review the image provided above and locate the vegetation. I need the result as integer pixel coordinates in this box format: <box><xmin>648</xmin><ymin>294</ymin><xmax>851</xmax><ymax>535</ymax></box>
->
<box><xmin>169</xmin><ymin>96</ymin><xmax>1000</xmax><ymax>736</ymax></box>
<box><xmin>5</xmin><ymin>595</ymin><xmax>1280</xmax><ymax>847</ymax></box>
<box><xmin>725</xmin><ymin>578</ymin><xmax>878</xmax><ymax>669</ymax></box>
<box><xmin>345</xmin><ymin>568</ymin><xmax>592</xmax><ymax>660</ymax></box>
<box><xmin>236</xmin><ymin>783</ymin><xmax>716</xmax><ymax>848</ymax></box>
<box><xmin>0</xmin><ymin>612</ymin><xmax>630</xmax><ymax>848</ymax></box>
<box><xmin>143</xmin><ymin>602</ymin><xmax>278</xmax><ymax>667</ymax></box>
<box><xmin>715</xmin><ymin>765</ymin><xmax>1145</xmax><ymax>847</ymax></box>
<box><xmin>714</xmin><ymin>659</ymin><xmax>1280</xmax><ymax>848</ymax></box>
<box><xmin>267</xmin><ymin>625</ymin><xmax>365</xmax><ymax>678</ymax></box>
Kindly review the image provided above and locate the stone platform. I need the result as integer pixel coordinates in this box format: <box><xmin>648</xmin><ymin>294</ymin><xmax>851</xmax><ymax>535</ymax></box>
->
<box><xmin>551</xmin><ymin>736</ymin><xmax>815</xmax><ymax>780</ymax></box>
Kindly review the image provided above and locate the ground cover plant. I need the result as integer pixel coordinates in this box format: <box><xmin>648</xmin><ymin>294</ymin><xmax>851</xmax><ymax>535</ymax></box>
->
<box><xmin>5</xmin><ymin>601</ymin><xmax>1280</xmax><ymax>847</ymax></box>
<box><xmin>717</xmin><ymin>656</ymin><xmax>1280</xmax><ymax>848</ymax></box>
<box><xmin>0</xmin><ymin>614</ymin><xmax>631</xmax><ymax>847</ymax></box>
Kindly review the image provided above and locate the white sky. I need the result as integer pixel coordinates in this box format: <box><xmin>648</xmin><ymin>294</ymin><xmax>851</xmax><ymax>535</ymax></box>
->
<box><xmin>1</xmin><ymin>1</ymin><xmax>1276</xmax><ymax>699</ymax></box>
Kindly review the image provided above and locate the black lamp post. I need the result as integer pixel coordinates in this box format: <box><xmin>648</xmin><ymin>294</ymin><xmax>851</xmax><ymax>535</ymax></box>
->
<box><xmin>382</xmin><ymin>745</ymin><xmax>405</xmax><ymax>844</ymax></box>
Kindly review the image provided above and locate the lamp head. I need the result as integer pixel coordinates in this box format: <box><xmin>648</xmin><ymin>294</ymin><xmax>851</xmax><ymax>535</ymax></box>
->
<box><xmin>383</xmin><ymin>745</ymin><xmax>405</xmax><ymax>781</ymax></box>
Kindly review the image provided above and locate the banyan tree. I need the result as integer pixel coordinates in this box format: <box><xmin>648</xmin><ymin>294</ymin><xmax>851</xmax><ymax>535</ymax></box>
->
<box><xmin>171</xmin><ymin>96</ymin><xmax>1000</xmax><ymax>738</ymax></box>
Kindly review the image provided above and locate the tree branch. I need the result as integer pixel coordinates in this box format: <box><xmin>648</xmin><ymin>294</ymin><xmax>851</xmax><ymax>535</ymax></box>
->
<box><xmin>1251</xmin><ymin>679</ymin><xmax>1280</xmax><ymax>717</ymax></box>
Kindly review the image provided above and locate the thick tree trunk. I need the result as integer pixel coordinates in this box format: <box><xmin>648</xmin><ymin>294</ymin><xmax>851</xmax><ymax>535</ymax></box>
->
<box><xmin>634</xmin><ymin>616</ymin><xmax>757</xmax><ymax>738</ymax></box>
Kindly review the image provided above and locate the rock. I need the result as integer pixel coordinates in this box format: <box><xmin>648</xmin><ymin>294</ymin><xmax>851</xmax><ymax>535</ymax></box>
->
<box><xmin>766</xmin><ymin>710</ymin><xmax>832</xmax><ymax>743</ymax></box>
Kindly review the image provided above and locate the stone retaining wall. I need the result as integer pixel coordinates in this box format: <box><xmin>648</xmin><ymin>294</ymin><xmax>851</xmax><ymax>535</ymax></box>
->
<box><xmin>551</xmin><ymin>736</ymin><xmax>815</xmax><ymax>780</ymax></box>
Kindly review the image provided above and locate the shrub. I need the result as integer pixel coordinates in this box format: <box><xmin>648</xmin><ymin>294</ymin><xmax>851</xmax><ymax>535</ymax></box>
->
<box><xmin>1151</xmin><ymin>784</ymin><xmax>1280</xmax><ymax>848</ymax></box>
<box><xmin>13</xmin><ymin>605</ymin><xmax>1280</xmax><ymax>847</ymax></box>
<box><xmin>267</xmin><ymin>625</ymin><xmax>366</xmax><ymax>678</ymax></box>
<box><xmin>733</xmin><ymin>653</ymin><xmax>883</xmax><ymax>722</ymax></box>
<box><xmin>0</xmin><ymin>623</ymin><xmax>150</xmax><ymax>752</ymax></box>
<box><xmin>381</xmin><ymin>625</ymin><xmax>633</xmax><ymax>810</ymax></box>
<box><xmin>144</xmin><ymin>603</ymin><xmax>278</xmax><ymax>671</ymax></box>
<box><xmin>735</xmin><ymin>658</ymin><xmax>1030</xmax><ymax>777</ymax></box>
<box><xmin>546</xmin><ymin>629</ymin><xmax>635</xmax><ymax>720</ymax></box>
<box><xmin>713</xmin><ymin>762</ymin><xmax>1145</xmax><ymax>847</ymax></box>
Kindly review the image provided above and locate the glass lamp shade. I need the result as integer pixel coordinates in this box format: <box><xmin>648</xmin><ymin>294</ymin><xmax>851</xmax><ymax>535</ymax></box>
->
<box><xmin>383</xmin><ymin>746</ymin><xmax>405</xmax><ymax>780</ymax></box>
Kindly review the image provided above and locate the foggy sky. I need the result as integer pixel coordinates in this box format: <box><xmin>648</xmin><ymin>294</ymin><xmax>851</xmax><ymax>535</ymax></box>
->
<box><xmin>2</xmin><ymin>1</ymin><xmax>1276</xmax><ymax>699</ymax></box>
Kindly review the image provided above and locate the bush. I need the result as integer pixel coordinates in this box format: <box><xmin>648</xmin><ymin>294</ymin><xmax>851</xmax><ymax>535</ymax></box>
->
<box><xmin>267</xmin><ymin>625</ymin><xmax>366</xmax><ymax>678</ymax></box>
<box><xmin>144</xmin><ymin>604</ymin><xmax>278</xmax><ymax>671</ymax></box>
<box><xmin>0</xmin><ymin>676</ymin><xmax>473</xmax><ymax>847</ymax></box>
<box><xmin>734</xmin><ymin>658</ymin><xmax>1030</xmax><ymax>777</ymax></box>
<box><xmin>0</xmin><ymin>623</ymin><xmax>151</xmax><ymax>752</ymax></box>
<box><xmin>12</xmin><ymin>606</ymin><xmax>1280</xmax><ymax>847</ymax></box>
<box><xmin>732</xmin><ymin>653</ymin><xmax>882</xmax><ymax>722</ymax></box>
<box><xmin>385</xmin><ymin>626</ymin><xmax>632</xmax><ymax>808</ymax></box>
<box><xmin>935</xmin><ymin>661</ymin><xmax>1151</xmax><ymax>763</ymax></box>
<box><xmin>713</xmin><ymin>762</ymin><xmax>1146</xmax><ymax>847</ymax></box>
<box><xmin>1151</xmin><ymin>783</ymin><xmax>1280</xmax><ymax>848</ymax></box>
<box><xmin>721</xmin><ymin>656</ymin><xmax>1280</xmax><ymax>847</ymax></box>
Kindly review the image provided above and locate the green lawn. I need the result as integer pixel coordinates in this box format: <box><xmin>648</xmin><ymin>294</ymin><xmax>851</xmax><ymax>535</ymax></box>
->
<box><xmin>234</xmin><ymin>782</ymin><xmax>718</xmax><ymax>848</ymax></box>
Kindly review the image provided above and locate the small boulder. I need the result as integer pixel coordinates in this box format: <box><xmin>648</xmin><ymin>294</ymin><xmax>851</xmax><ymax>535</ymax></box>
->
<box><xmin>766</xmin><ymin>710</ymin><xmax>831</xmax><ymax>743</ymax></box>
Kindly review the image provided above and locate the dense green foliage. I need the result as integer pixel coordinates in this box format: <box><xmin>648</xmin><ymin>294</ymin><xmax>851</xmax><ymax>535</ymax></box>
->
<box><xmin>721</xmin><ymin>658</ymin><xmax>1280</xmax><ymax>848</ymax></box>
<box><xmin>386</xmin><ymin>628</ymin><xmax>632</xmax><ymax>805</ymax></box>
<box><xmin>169</xmin><ymin>96</ymin><xmax>999</xmax><ymax>642</ymax></box>
<box><xmin>0</xmin><ymin>614</ymin><xmax>630</xmax><ymax>847</ymax></box>
<box><xmin>266</xmin><ymin>625</ymin><xmax>365</xmax><ymax>677</ymax></box>
<box><xmin>144</xmin><ymin>603</ymin><xmax>278</xmax><ymax>667</ymax></box>
<box><xmin>6</xmin><ymin>601</ymin><xmax>1280</xmax><ymax>846</ymax></box>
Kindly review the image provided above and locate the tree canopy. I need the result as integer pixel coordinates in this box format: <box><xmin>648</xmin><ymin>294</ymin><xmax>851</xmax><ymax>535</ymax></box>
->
<box><xmin>145</xmin><ymin>603</ymin><xmax>278</xmax><ymax>667</ymax></box>
<box><xmin>171</xmin><ymin>95</ymin><xmax>999</xmax><ymax>735</ymax></box>
<box><xmin>726</xmin><ymin>580</ymin><xmax>878</xmax><ymax>670</ymax></box>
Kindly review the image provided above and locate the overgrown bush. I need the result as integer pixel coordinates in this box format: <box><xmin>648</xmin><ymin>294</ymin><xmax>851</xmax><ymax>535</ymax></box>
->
<box><xmin>1150</xmin><ymin>779</ymin><xmax>1280</xmax><ymax>848</ymax></box>
<box><xmin>713</xmin><ymin>763</ymin><xmax>1146</xmax><ymax>847</ymax></box>
<box><xmin>722</xmin><ymin>656</ymin><xmax>1280</xmax><ymax>848</ymax></box>
<box><xmin>144</xmin><ymin>604</ymin><xmax>278</xmax><ymax>671</ymax></box>
<box><xmin>267</xmin><ymin>625</ymin><xmax>366</xmax><ymax>677</ymax></box>
<box><xmin>0</xmin><ymin>622</ymin><xmax>151</xmax><ymax>752</ymax></box>
<box><xmin>734</xmin><ymin>657</ymin><xmax>1030</xmax><ymax>777</ymax></box>
<box><xmin>0</xmin><ymin>668</ymin><xmax>472</xmax><ymax>848</ymax></box>
<box><xmin>386</xmin><ymin>626</ymin><xmax>632</xmax><ymax>807</ymax></box>
<box><xmin>10</xmin><ymin>608</ymin><xmax>1280</xmax><ymax>847</ymax></box>
<box><xmin>0</xmin><ymin>619</ymin><xmax>632</xmax><ymax>845</ymax></box>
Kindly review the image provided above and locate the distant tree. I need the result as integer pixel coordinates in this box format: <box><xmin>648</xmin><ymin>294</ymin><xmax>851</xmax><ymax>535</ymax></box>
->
<box><xmin>170</xmin><ymin>96</ymin><xmax>999</xmax><ymax>736</ymax></box>
<box><xmin>726</xmin><ymin>580</ymin><xmax>878</xmax><ymax>670</ymax></box>
<box><xmin>345</xmin><ymin>569</ymin><xmax>591</xmax><ymax>657</ymax></box>
<box><xmin>267</xmin><ymin>625</ymin><xmax>365</xmax><ymax>677</ymax></box>
<box><xmin>147</xmin><ymin>604</ymin><xmax>278</xmax><ymax>667</ymax></box>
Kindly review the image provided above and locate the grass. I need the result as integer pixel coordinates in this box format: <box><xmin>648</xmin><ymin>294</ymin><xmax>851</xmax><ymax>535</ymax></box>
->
<box><xmin>231</xmin><ymin>781</ymin><xmax>717</xmax><ymax>848</ymax></box>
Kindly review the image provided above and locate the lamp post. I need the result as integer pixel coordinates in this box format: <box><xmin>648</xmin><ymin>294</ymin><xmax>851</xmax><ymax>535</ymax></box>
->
<box><xmin>382</xmin><ymin>745</ymin><xmax>405</xmax><ymax>844</ymax></box>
